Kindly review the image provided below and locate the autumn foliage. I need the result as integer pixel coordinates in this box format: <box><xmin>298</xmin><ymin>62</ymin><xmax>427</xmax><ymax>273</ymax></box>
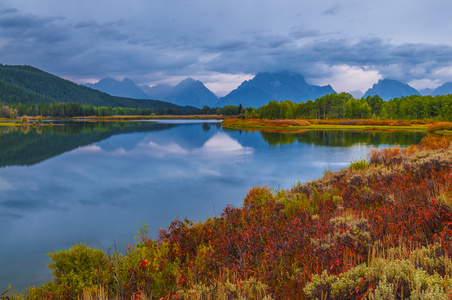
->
<box><xmin>10</xmin><ymin>134</ymin><xmax>452</xmax><ymax>299</ymax></box>
<box><xmin>427</xmin><ymin>121</ymin><xmax>452</xmax><ymax>132</ymax></box>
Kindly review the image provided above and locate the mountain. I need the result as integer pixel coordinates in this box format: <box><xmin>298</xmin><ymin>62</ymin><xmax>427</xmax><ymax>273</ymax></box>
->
<box><xmin>430</xmin><ymin>82</ymin><xmax>452</xmax><ymax>96</ymax></box>
<box><xmin>362</xmin><ymin>79</ymin><xmax>420</xmax><ymax>100</ymax></box>
<box><xmin>85</xmin><ymin>77</ymin><xmax>149</xmax><ymax>99</ymax></box>
<box><xmin>217</xmin><ymin>71</ymin><xmax>336</xmax><ymax>108</ymax></box>
<box><xmin>349</xmin><ymin>90</ymin><xmax>364</xmax><ymax>99</ymax></box>
<box><xmin>140</xmin><ymin>83</ymin><xmax>173</xmax><ymax>99</ymax></box>
<box><xmin>419</xmin><ymin>88</ymin><xmax>434</xmax><ymax>96</ymax></box>
<box><xmin>0</xmin><ymin>64</ymin><xmax>195</xmax><ymax>112</ymax></box>
<box><xmin>162</xmin><ymin>78</ymin><xmax>218</xmax><ymax>108</ymax></box>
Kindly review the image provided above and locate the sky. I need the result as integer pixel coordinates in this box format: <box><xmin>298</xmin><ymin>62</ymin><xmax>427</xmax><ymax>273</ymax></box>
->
<box><xmin>1</xmin><ymin>0</ymin><xmax>452</xmax><ymax>96</ymax></box>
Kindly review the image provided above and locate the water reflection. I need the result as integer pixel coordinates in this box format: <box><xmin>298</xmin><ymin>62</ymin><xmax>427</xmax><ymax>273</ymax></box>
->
<box><xmin>259</xmin><ymin>130</ymin><xmax>425</xmax><ymax>147</ymax></box>
<box><xmin>0</xmin><ymin>121</ymin><xmax>176</xmax><ymax>167</ymax></box>
<box><xmin>202</xmin><ymin>132</ymin><xmax>253</xmax><ymax>153</ymax></box>
<box><xmin>0</xmin><ymin>121</ymin><xmax>427</xmax><ymax>291</ymax></box>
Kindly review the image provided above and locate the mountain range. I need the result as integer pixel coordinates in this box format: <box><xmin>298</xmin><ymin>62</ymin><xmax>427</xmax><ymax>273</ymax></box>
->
<box><xmin>3</xmin><ymin>64</ymin><xmax>452</xmax><ymax>111</ymax></box>
<box><xmin>361</xmin><ymin>79</ymin><xmax>452</xmax><ymax>100</ymax></box>
<box><xmin>86</xmin><ymin>77</ymin><xmax>218</xmax><ymax>108</ymax></box>
<box><xmin>89</xmin><ymin>72</ymin><xmax>452</xmax><ymax>108</ymax></box>
<box><xmin>0</xmin><ymin>64</ymin><xmax>197</xmax><ymax>113</ymax></box>
<box><xmin>88</xmin><ymin>71</ymin><xmax>338</xmax><ymax>108</ymax></box>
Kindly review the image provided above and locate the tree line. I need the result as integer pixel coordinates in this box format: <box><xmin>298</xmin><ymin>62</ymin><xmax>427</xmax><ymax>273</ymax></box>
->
<box><xmin>0</xmin><ymin>101</ymin><xmax>237</xmax><ymax>118</ymax></box>
<box><xmin>3</xmin><ymin>92</ymin><xmax>452</xmax><ymax>120</ymax></box>
<box><xmin>253</xmin><ymin>93</ymin><xmax>452</xmax><ymax>120</ymax></box>
<box><xmin>0</xmin><ymin>102</ymin><xmax>201</xmax><ymax>118</ymax></box>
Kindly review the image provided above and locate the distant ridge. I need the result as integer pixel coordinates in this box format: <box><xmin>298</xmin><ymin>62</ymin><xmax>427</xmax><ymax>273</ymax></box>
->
<box><xmin>430</xmin><ymin>82</ymin><xmax>452</xmax><ymax>96</ymax></box>
<box><xmin>141</xmin><ymin>83</ymin><xmax>173</xmax><ymax>100</ymax></box>
<box><xmin>87</xmin><ymin>76</ymin><xmax>219</xmax><ymax>108</ymax></box>
<box><xmin>85</xmin><ymin>77</ymin><xmax>149</xmax><ymax>99</ymax></box>
<box><xmin>217</xmin><ymin>71</ymin><xmax>336</xmax><ymax>108</ymax></box>
<box><xmin>362</xmin><ymin>79</ymin><xmax>420</xmax><ymax>100</ymax></box>
<box><xmin>162</xmin><ymin>78</ymin><xmax>218</xmax><ymax>108</ymax></box>
<box><xmin>0</xmin><ymin>64</ymin><xmax>195</xmax><ymax>112</ymax></box>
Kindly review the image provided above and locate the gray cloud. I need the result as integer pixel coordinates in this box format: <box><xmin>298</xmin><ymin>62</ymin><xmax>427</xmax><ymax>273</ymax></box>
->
<box><xmin>1</xmin><ymin>1</ymin><xmax>452</xmax><ymax>92</ymax></box>
<box><xmin>204</xmin><ymin>34</ymin><xmax>452</xmax><ymax>87</ymax></box>
<box><xmin>323</xmin><ymin>4</ymin><xmax>340</xmax><ymax>16</ymax></box>
<box><xmin>74</xmin><ymin>20</ymin><xmax>130</xmax><ymax>41</ymax></box>
<box><xmin>1</xmin><ymin>198</ymin><xmax>53</xmax><ymax>211</ymax></box>
<box><xmin>289</xmin><ymin>27</ymin><xmax>323</xmax><ymax>39</ymax></box>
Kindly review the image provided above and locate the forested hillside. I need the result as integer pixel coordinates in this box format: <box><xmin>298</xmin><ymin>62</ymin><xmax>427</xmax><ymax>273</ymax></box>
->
<box><xmin>0</xmin><ymin>65</ymin><xmax>196</xmax><ymax>113</ymax></box>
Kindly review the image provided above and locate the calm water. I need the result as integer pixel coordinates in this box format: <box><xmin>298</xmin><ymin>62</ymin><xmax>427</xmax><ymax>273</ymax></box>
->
<box><xmin>0</xmin><ymin>120</ymin><xmax>425</xmax><ymax>290</ymax></box>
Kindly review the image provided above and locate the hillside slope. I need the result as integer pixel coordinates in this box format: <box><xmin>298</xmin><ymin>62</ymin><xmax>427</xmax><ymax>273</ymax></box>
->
<box><xmin>0</xmin><ymin>65</ymin><xmax>193</xmax><ymax>111</ymax></box>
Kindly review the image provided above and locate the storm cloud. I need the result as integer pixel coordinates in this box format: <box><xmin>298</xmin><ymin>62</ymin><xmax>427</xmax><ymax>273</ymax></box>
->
<box><xmin>1</xmin><ymin>0</ymin><xmax>452</xmax><ymax>93</ymax></box>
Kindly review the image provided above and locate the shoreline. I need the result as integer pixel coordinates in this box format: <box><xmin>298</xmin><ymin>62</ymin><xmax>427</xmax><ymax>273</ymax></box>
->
<box><xmin>222</xmin><ymin>117</ymin><xmax>430</xmax><ymax>132</ymax></box>
<box><xmin>3</xmin><ymin>116</ymin><xmax>452</xmax><ymax>134</ymax></box>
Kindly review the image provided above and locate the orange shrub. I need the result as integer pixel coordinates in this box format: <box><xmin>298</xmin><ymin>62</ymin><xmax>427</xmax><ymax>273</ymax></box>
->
<box><xmin>420</xmin><ymin>134</ymin><xmax>452</xmax><ymax>150</ymax></box>
<box><xmin>427</xmin><ymin>122</ymin><xmax>452</xmax><ymax>132</ymax></box>
<box><xmin>368</xmin><ymin>146</ymin><xmax>402</xmax><ymax>164</ymax></box>
<box><xmin>401</xmin><ymin>144</ymin><xmax>419</xmax><ymax>155</ymax></box>
<box><xmin>310</xmin><ymin>119</ymin><xmax>413</xmax><ymax>126</ymax></box>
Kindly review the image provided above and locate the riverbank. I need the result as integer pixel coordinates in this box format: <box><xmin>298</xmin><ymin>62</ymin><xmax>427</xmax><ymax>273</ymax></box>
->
<box><xmin>222</xmin><ymin>118</ymin><xmax>430</xmax><ymax>132</ymax></box>
<box><xmin>1</xmin><ymin>116</ymin><xmax>445</xmax><ymax>133</ymax></box>
<box><xmin>0</xmin><ymin>115</ymin><xmax>222</xmax><ymax>127</ymax></box>
<box><xmin>73</xmin><ymin>114</ymin><xmax>223</xmax><ymax>121</ymax></box>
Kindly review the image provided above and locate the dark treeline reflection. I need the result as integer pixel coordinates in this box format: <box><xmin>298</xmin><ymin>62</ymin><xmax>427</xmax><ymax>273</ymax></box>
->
<box><xmin>0</xmin><ymin>121</ymin><xmax>176</xmax><ymax>168</ymax></box>
<box><xmin>259</xmin><ymin>130</ymin><xmax>426</xmax><ymax>147</ymax></box>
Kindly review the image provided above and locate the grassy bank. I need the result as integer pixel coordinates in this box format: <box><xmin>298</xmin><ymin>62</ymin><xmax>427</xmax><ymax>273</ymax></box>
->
<box><xmin>4</xmin><ymin>135</ymin><xmax>452</xmax><ymax>299</ymax></box>
<box><xmin>73</xmin><ymin>115</ymin><xmax>223</xmax><ymax>121</ymax></box>
<box><xmin>0</xmin><ymin>115</ymin><xmax>221</xmax><ymax>127</ymax></box>
<box><xmin>222</xmin><ymin>118</ymin><xmax>431</xmax><ymax>132</ymax></box>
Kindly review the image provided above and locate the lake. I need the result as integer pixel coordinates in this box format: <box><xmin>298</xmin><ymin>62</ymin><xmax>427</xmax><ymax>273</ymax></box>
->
<box><xmin>0</xmin><ymin>120</ymin><xmax>425</xmax><ymax>291</ymax></box>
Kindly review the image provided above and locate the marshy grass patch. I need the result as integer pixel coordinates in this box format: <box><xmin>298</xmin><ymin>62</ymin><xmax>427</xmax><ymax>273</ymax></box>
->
<box><xmin>349</xmin><ymin>157</ymin><xmax>370</xmax><ymax>171</ymax></box>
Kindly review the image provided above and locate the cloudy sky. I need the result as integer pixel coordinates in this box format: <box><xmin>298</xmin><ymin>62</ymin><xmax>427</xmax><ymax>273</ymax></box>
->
<box><xmin>1</xmin><ymin>0</ymin><xmax>452</xmax><ymax>96</ymax></box>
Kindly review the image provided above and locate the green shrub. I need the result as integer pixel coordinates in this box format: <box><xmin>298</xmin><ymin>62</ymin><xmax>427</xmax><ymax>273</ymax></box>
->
<box><xmin>304</xmin><ymin>243</ymin><xmax>452</xmax><ymax>299</ymax></box>
<box><xmin>178</xmin><ymin>278</ymin><xmax>273</xmax><ymax>300</ymax></box>
<box><xmin>349</xmin><ymin>157</ymin><xmax>370</xmax><ymax>171</ymax></box>
<box><xmin>28</xmin><ymin>243</ymin><xmax>111</xmax><ymax>299</ymax></box>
